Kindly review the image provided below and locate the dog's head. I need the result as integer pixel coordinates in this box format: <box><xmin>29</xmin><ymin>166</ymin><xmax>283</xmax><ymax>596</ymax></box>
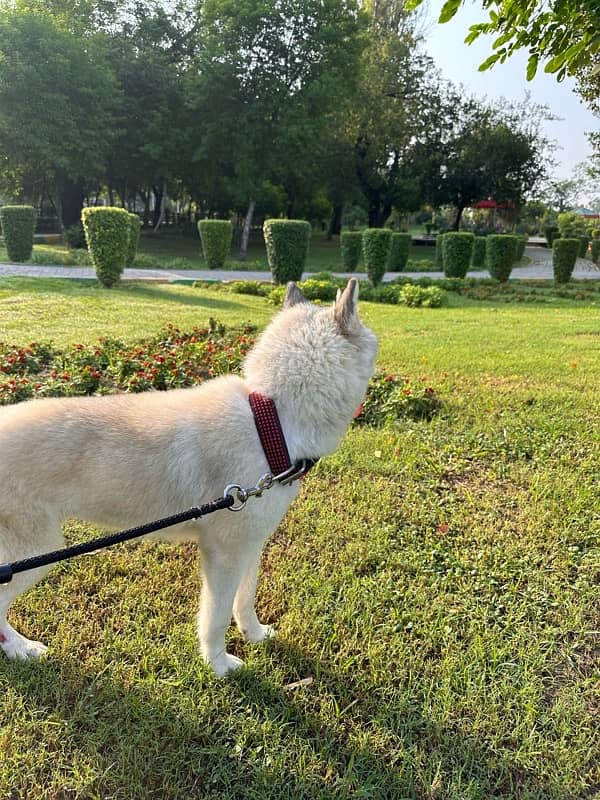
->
<box><xmin>243</xmin><ymin>279</ymin><xmax>378</xmax><ymax>457</ymax></box>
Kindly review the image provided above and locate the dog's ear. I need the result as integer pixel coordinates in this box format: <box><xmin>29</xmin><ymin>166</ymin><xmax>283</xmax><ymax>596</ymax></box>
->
<box><xmin>334</xmin><ymin>278</ymin><xmax>359</xmax><ymax>333</ymax></box>
<box><xmin>283</xmin><ymin>282</ymin><xmax>309</xmax><ymax>309</ymax></box>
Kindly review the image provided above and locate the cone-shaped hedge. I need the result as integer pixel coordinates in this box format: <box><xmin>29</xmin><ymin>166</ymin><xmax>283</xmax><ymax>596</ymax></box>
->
<box><xmin>591</xmin><ymin>239</ymin><xmax>600</xmax><ymax>266</ymax></box>
<box><xmin>515</xmin><ymin>234</ymin><xmax>528</xmax><ymax>262</ymax></box>
<box><xmin>387</xmin><ymin>232</ymin><xmax>411</xmax><ymax>272</ymax></box>
<box><xmin>435</xmin><ymin>233</ymin><xmax>445</xmax><ymax>269</ymax></box>
<box><xmin>126</xmin><ymin>213</ymin><xmax>142</xmax><ymax>266</ymax></box>
<box><xmin>0</xmin><ymin>205</ymin><xmax>37</xmax><ymax>262</ymax></box>
<box><xmin>471</xmin><ymin>236</ymin><xmax>487</xmax><ymax>268</ymax></box>
<box><xmin>198</xmin><ymin>219</ymin><xmax>232</xmax><ymax>269</ymax></box>
<box><xmin>82</xmin><ymin>206</ymin><xmax>130</xmax><ymax>288</ymax></box>
<box><xmin>578</xmin><ymin>235</ymin><xmax>590</xmax><ymax>258</ymax></box>
<box><xmin>552</xmin><ymin>238</ymin><xmax>579</xmax><ymax>284</ymax></box>
<box><xmin>442</xmin><ymin>232</ymin><xmax>474</xmax><ymax>278</ymax></box>
<box><xmin>340</xmin><ymin>231</ymin><xmax>363</xmax><ymax>270</ymax></box>
<box><xmin>486</xmin><ymin>235</ymin><xmax>518</xmax><ymax>281</ymax></box>
<box><xmin>362</xmin><ymin>228</ymin><xmax>392</xmax><ymax>286</ymax></box>
<box><xmin>544</xmin><ymin>225</ymin><xmax>560</xmax><ymax>247</ymax></box>
<box><xmin>264</xmin><ymin>219</ymin><xmax>311</xmax><ymax>284</ymax></box>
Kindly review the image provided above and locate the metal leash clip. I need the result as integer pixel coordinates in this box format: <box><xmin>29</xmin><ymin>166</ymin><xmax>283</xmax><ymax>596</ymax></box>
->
<box><xmin>224</xmin><ymin>473</ymin><xmax>274</xmax><ymax>512</ymax></box>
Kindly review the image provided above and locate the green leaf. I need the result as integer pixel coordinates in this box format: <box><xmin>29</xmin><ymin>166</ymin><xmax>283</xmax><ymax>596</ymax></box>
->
<box><xmin>526</xmin><ymin>54</ymin><xmax>539</xmax><ymax>81</ymax></box>
<box><xmin>439</xmin><ymin>0</ymin><xmax>462</xmax><ymax>24</ymax></box>
<box><xmin>478</xmin><ymin>53</ymin><xmax>501</xmax><ymax>71</ymax></box>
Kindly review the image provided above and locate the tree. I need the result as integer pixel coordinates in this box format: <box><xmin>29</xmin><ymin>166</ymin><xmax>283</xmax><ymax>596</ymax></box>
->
<box><xmin>344</xmin><ymin>3</ymin><xmax>432</xmax><ymax>227</ymax></box>
<box><xmin>406</xmin><ymin>0</ymin><xmax>600</xmax><ymax>83</ymax></box>
<box><xmin>0</xmin><ymin>8</ymin><xmax>118</xmax><ymax>226</ymax></box>
<box><xmin>104</xmin><ymin>2</ymin><xmax>197</xmax><ymax>226</ymax></box>
<box><xmin>414</xmin><ymin>93</ymin><xmax>552</xmax><ymax>229</ymax></box>
<box><xmin>190</xmin><ymin>0</ymin><xmax>365</xmax><ymax>257</ymax></box>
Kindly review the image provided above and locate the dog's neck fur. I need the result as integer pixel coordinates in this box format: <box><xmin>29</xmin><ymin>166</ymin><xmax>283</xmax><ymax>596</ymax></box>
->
<box><xmin>243</xmin><ymin>283</ymin><xmax>378</xmax><ymax>463</ymax></box>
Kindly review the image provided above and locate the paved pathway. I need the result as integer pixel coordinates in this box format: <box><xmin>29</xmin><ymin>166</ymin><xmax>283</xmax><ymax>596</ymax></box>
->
<box><xmin>0</xmin><ymin>247</ymin><xmax>597</xmax><ymax>283</ymax></box>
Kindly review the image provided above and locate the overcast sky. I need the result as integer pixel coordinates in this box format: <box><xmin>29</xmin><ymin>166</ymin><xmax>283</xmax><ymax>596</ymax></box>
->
<box><xmin>421</xmin><ymin>0</ymin><xmax>599</xmax><ymax>181</ymax></box>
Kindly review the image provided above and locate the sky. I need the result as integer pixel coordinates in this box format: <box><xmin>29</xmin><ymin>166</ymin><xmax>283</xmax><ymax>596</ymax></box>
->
<box><xmin>421</xmin><ymin>0</ymin><xmax>599</xmax><ymax>182</ymax></box>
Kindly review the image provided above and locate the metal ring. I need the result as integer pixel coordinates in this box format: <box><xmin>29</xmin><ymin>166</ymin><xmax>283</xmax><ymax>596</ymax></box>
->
<box><xmin>224</xmin><ymin>484</ymin><xmax>248</xmax><ymax>512</ymax></box>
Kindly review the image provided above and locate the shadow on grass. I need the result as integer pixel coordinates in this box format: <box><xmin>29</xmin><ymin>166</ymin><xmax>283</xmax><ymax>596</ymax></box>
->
<box><xmin>1</xmin><ymin>636</ymin><xmax>572</xmax><ymax>800</ymax></box>
<box><xmin>0</xmin><ymin>277</ymin><xmax>252</xmax><ymax>311</ymax></box>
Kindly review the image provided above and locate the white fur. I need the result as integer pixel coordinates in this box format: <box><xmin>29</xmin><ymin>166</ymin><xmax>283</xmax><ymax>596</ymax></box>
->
<box><xmin>0</xmin><ymin>280</ymin><xmax>377</xmax><ymax>675</ymax></box>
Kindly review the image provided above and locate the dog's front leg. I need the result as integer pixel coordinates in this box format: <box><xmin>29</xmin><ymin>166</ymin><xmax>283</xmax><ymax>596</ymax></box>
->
<box><xmin>197</xmin><ymin>542</ymin><xmax>249</xmax><ymax>676</ymax></box>
<box><xmin>233</xmin><ymin>538</ymin><xmax>275</xmax><ymax>643</ymax></box>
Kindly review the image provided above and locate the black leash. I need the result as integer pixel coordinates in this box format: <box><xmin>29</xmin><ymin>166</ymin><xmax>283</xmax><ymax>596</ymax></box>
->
<box><xmin>0</xmin><ymin>459</ymin><xmax>317</xmax><ymax>586</ymax></box>
<box><xmin>0</xmin><ymin>495</ymin><xmax>235</xmax><ymax>585</ymax></box>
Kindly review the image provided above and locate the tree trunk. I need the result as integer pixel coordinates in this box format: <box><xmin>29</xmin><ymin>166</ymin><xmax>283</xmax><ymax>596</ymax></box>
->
<box><xmin>453</xmin><ymin>203</ymin><xmax>466</xmax><ymax>231</ymax></box>
<box><xmin>60</xmin><ymin>179</ymin><xmax>86</xmax><ymax>229</ymax></box>
<box><xmin>327</xmin><ymin>204</ymin><xmax>343</xmax><ymax>239</ymax></box>
<box><xmin>153</xmin><ymin>181</ymin><xmax>166</xmax><ymax>231</ymax></box>
<box><xmin>141</xmin><ymin>190</ymin><xmax>151</xmax><ymax>227</ymax></box>
<box><xmin>239</xmin><ymin>197</ymin><xmax>256</xmax><ymax>260</ymax></box>
<box><xmin>368</xmin><ymin>202</ymin><xmax>386</xmax><ymax>228</ymax></box>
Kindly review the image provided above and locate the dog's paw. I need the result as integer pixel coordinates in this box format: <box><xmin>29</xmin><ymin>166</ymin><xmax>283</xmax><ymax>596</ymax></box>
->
<box><xmin>1</xmin><ymin>631</ymin><xmax>48</xmax><ymax>661</ymax></box>
<box><xmin>210</xmin><ymin>653</ymin><xmax>245</xmax><ymax>677</ymax></box>
<box><xmin>244</xmin><ymin>623</ymin><xmax>276</xmax><ymax>644</ymax></box>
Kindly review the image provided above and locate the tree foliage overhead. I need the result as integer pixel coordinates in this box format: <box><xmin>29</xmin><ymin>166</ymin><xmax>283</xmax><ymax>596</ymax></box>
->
<box><xmin>407</xmin><ymin>0</ymin><xmax>600</xmax><ymax>83</ymax></box>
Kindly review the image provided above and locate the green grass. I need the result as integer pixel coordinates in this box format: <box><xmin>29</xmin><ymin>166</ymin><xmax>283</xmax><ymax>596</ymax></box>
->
<box><xmin>0</xmin><ymin>279</ymin><xmax>598</xmax><ymax>799</ymax></box>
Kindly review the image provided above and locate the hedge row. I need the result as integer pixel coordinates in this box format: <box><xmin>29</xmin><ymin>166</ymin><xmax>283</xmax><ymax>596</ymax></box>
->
<box><xmin>552</xmin><ymin>238</ymin><xmax>579</xmax><ymax>284</ymax></box>
<box><xmin>81</xmin><ymin>207</ymin><xmax>142</xmax><ymax>287</ymax></box>
<box><xmin>341</xmin><ymin>229</ymin><xmax>410</xmax><ymax>284</ymax></box>
<box><xmin>263</xmin><ymin>219</ymin><xmax>311</xmax><ymax>284</ymax></box>
<box><xmin>198</xmin><ymin>219</ymin><xmax>232</xmax><ymax>269</ymax></box>
<box><xmin>486</xmin><ymin>235</ymin><xmax>518</xmax><ymax>281</ymax></box>
<box><xmin>0</xmin><ymin>205</ymin><xmax>37</xmax><ymax>261</ymax></box>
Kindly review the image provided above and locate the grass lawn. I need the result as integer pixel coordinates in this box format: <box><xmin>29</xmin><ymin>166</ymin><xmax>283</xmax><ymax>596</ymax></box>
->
<box><xmin>0</xmin><ymin>279</ymin><xmax>598</xmax><ymax>799</ymax></box>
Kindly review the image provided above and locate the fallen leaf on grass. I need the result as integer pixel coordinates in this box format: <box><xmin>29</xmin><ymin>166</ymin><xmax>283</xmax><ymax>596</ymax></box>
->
<box><xmin>284</xmin><ymin>677</ymin><xmax>314</xmax><ymax>692</ymax></box>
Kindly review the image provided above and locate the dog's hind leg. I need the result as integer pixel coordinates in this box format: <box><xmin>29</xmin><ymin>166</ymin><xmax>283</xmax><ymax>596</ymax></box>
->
<box><xmin>233</xmin><ymin>539</ymin><xmax>275</xmax><ymax>644</ymax></box>
<box><xmin>0</xmin><ymin>519</ymin><xmax>62</xmax><ymax>660</ymax></box>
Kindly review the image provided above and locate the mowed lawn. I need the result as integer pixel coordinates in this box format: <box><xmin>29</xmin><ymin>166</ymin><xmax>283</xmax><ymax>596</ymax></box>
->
<box><xmin>0</xmin><ymin>278</ymin><xmax>598</xmax><ymax>800</ymax></box>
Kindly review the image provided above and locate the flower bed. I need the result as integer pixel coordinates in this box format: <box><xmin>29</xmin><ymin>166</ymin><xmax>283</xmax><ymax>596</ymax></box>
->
<box><xmin>0</xmin><ymin>321</ymin><xmax>256</xmax><ymax>405</ymax></box>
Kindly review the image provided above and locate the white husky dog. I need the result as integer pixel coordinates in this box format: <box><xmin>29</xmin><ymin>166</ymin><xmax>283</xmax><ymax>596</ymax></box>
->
<box><xmin>0</xmin><ymin>279</ymin><xmax>377</xmax><ymax>675</ymax></box>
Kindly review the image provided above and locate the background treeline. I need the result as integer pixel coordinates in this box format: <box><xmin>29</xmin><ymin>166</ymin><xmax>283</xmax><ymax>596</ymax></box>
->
<box><xmin>0</xmin><ymin>0</ymin><xmax>556</xmax><ymax>256</ymax></box>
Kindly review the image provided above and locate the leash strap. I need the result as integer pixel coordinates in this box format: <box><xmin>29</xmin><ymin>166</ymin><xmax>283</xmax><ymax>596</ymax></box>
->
<box><xmin>0</xmin><ymin>394</ymin><xmax>320</xmax><ymax>585</ymax></box>
<box><xmin>0</xmin><ymin>494</ymin><xmax>234</xmax><ymax>585</ymax></box>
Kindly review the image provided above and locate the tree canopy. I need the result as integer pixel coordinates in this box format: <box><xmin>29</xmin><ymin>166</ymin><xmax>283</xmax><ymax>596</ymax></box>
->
<box><xmin>0</xmin><ymin>0</ymin><xmax>555</xmax><ymax>232</ymax></box>
<box><xmin>407</xmin><ymin>0</ymin><xmax>600</xmax><ymax>83</ymax></box>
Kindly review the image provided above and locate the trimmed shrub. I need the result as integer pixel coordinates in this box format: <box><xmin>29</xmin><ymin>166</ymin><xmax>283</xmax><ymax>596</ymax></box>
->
<box><xmin>471</xmin><ymin>236</ymin><xmax>487</xmax><ymax>268</ymax></box>
<box><xmin>486</xmin><ymin>235</ymin><xmax>518</xmax><ymax>281</ymax></box>
<box><xmin>515</xmin><ymin>234</ymin><xmax>528</xmax><ymax>262</ymax></box>
<box><xmin>198</xmin><ymin>219</ymin><xmax>232</xmax><ymax>270</ymax></box>
<box><xmin>362</xmin><ymin>228</ymin><xmax>392</xmax><ymax>286</ymax></box>
<box><xmin>126</xmin><ymin>213</ymin><xmax>142</xmax><ymax>266</ymax></box>
<box><xmin>64</xmin><ymin>222</ymin><xmax>87</xmax><ymax>249</ymax></box>
<box><xmin>552</xmin><ymin>238</ymin><xmax>580</xmax><ymax>284</ymax></box>
<box><xmin>578</xmin><ymin>235</ymin><xmax>590</xmax><ymax>259</ymax></box>
<box><xmin>263</xmin><ymin>219</ymin><xmax>311</xmax><ymax>284</ymax></box>
<box><xmin>591</xmin><ymin>239</ymin><xmax>600</xmax><ymax>266</ymax></box>
<box><xmin>544</xmin><ymin>225</ymin><xmax>560</xmax><ymax>247</ymax></box>
<box><xmin>558</xmin><ymin>211</ymin><xmax>588</xmax><ymax>238</ymax></box>
<box><xmin>340</xmin><ymin>231</ymin><xmax>363</xmax><ymax>270</ymax></box>
<box><xmin>398</xmin><ymin>284</ymin><xmax>444</xmax><ymax>308</ymax></box>
<box><xmin>442</xmin><ymin>232</ymin><xmax>474</xmax><ymax>278</ymax></box>
<box><xmin>435</xmin><ymin>233</ymin><xmax>445</xmax><ymax>269</ymax></box>
<box><xmin>0</xmin><ymin>205</ymin><xmax>37</xmax><ymax>262</ymax></box>
<box><xmin>387</xmin><ymin>232</ymin><xmax>411</xmax><ymax>272</ymax></box>
<box><xmin>82</xmin><ymin>206</ymin><xmax>130</xmax><ymax>288</ymax></box>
